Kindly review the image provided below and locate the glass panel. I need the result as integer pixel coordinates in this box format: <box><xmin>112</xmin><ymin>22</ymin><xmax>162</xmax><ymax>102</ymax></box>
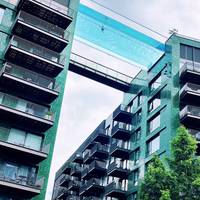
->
<box><xmin>187</xmin><ymin>46</ymin><xmax>193</xmax><ymax>61</ymax></box>
<box><xmin>25</xmin><ymin>134</ymin><xmax>42</xmax><ymax>151</ymax></box>
<box><xmin>149</xmin><ymin>93</ymin><xmax>161</xmax><ymax>112</ymax></box>
<box><xmin>150</xmin><ymin>75</ymin><xmax>161</xmax><ymax>92</ymax></box>
<box><xmin>149</xmin><ymin>114</ymin><xmax>160</xmax><ymax>133</ymax></box>
<box><xmin>194</xmin><ymin>47</ymin><xmax>200</xmax><ymax>63</ymax></box>
<box><xmin>4</xmin><ymin>163</ymin><xmax>17</xmax><ymax>181</ymax></box>
<box><xmin>0</xmin><ymin>8</ymin><xmax>4</xmax><ymax>24</ymax></box>
<box><xmin>147</xmin><ymin>135</ymin><xmax>160</xmax><ymax>155</ymax></box>
<box><xmin>8</xmin><ymin>128</ymin><xmax>26</xmax><ymax>146</ymax></box>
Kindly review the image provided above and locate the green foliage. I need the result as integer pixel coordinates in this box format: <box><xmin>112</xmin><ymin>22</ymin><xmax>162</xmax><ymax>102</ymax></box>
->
<box><xmin>159</xmin><ymin>190</ymin><xmax>171</xmax><ymax>200</ymax></box>
<box><xmin>138</xmin><ymin>126</ymin><xmax>200</xmax><ymax>200</ymax></box>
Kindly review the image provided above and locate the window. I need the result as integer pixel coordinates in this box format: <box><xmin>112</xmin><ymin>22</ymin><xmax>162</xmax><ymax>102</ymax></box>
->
<box><xmin>133</xmin><ymin>148</ymin><xmax>140</xmax><ymax>165</ymax></box>
<box><xmin>180</xmin><ymin>44</ymin><xmax>200</xmax><ymax>63</ymax></box>
<box><xmin>138</xmin><ymin>92</ymin><xmax>143</xmax><ymax>106</ymax></box>
<box><xmin>8</xmin><ymin>128</ymin><xmax>42</xmax><ymax>151</ymax></box>
<box><xmin>133</xmin><ymin>129</ymin><xmax>141</xmax><ymax>144</ymax></box>
<box><xmin>150</xmin><ymin>74</ymin><xmax>161</xmax><ymax>92</ymax></box>
<box><xmin>134</xmin><ymin>110</ymin><xmax>142</xmax><ymax>125</ymax></box>
<box><xmin>180</xmin><ymin>44</ymin><xmax>193</xmax><ymax>61</ymax></box>
<box><xmin>147</xmin><ymin>135</ymin><xmax>160</xmax><ymax>156</ymax></box>
<box><xmin>148</xmin><ymin>114</ymin><xmax>160</xmax><ymax>133</ymax></box>
<box><xmin>132</xmin><ymin>193</ymin><xmax>137</xmax><ymax>200</ymax></box>
<box><xmin>148</xmin><ymin>93</ymin><xmax>161</xmax><ymax>112</ymax></box>
<box><xmin>0</xmin><ymin>8</ymin><xmax>4</xmax><ymax>24</ymax></box>
<box><xmin>133</xmin><ymin>169</ymin><xmax>139</xmax><ymax>186</ymax></box>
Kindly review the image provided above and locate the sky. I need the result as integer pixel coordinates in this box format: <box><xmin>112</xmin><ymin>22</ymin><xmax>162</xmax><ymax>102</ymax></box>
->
<box><xmin>45</xmin><ymin>0</ymin><xmax>200</xmax><ymax>199</ymax></box>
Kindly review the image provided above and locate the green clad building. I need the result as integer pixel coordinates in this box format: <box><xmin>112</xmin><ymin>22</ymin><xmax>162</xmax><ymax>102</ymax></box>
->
<box><xmin>52</xmin><ymin>33</ymin><xmax>200</xmax><ymax>200</ymax></box>
<box><xmin>0</xmin><ymin>0</ymin><xmax>79</xmax><ymax>199</ymax></box>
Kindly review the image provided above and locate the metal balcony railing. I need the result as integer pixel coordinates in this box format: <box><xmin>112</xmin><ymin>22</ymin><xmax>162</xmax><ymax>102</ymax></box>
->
<box><xmin>10</xmin><ymin>36</ymin><xmax>65</xmax><ymax>65</ymax></box>
<box><xmin>1</xmin><ymin>63</ymin><xmax>60</xmax><ymax>92</ymax></box>
<box><xmin>0</xmin><ymin>92</ymin><xmax>54</xmax><ymax>121</ymax></box>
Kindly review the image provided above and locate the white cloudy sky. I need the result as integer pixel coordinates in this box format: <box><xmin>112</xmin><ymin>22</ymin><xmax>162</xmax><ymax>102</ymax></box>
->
<box><xmin>45</xmin><ymin>0</ymin><xmax>200</xmax><ymax>199</ymax></box>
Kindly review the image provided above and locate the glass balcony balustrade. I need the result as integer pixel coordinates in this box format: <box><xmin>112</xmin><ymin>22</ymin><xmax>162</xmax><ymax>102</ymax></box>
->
<box><xmin>17</xmin><ymin>11</ymin><xmax>68</xmax><ymax>40</ymax></box>
<box><xmin>0</xmin><ymin>160</ymin><xmax>44</xmax><ymax>189</ymax></box>
<box><xmin>10</xmin><ymin>36</ymin><xmax>65</xmax><ymax>65</ymax></box>
<box><xmin>2</xmin><ymin>63</ymin><xmax>59</xmax><ymax>92</ymax></box>
<box><xmin>0</xmin><ymin>92</ymin><xmax>54</xmax><ymax>121</ymax></box>
<box><xmin>31</xmin><ymin>0</ymin><xmax>74</xmax><ymax>18</ymax></box>
<box><xmin>0</xmin><ymin>124</ymin><xmax>49</xmax><ymax>153</ymax></box>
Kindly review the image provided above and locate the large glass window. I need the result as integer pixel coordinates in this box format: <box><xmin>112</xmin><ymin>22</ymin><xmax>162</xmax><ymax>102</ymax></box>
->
<box><xmin>180</xmin><ymin>44</ymin><xmax>200</xmax><ymax>63</ymax></box>
<box><xmin>7</xmin><ymin>128</ymin><xmax>42</xmax><ymax>151</ymax></box>
<box><xmin>0</xmin><ymin>8</ymin><xmax>4</xmax><ymax>24</ymax></box>
<box><xmin>147</xmin><ymin>135</ymin><xmax>160</xmax><ymax>156</ymax></box>
<box><xmin>148</xmin><ymin>93</ymin><xmax>161</xmax><ymax>112</ymax></box>
<box><xmin>148</xmin><ymin>114</ymin><xmax>160</xmax><ymax>133</ymax></box>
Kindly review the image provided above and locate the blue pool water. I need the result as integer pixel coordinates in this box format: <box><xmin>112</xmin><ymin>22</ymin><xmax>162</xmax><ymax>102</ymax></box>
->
<box><xmin>74</xmin><ymin>4</ymin><xmax>165</xmax><ymax>68</ymax></box>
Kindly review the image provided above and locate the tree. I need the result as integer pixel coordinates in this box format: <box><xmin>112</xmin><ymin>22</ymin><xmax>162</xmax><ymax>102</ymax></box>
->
<box><xmin>159</xmin><ymin>190</ymin><xmax>171</xmax><ymax>200</ymax></box>
<box><xmin>138</xmin><ymin>126</ymin><xmax>200</xmax><ymax>200</ymax></box>
<box><xmin>138</xmin><ymin>156</ymin><xmax>174</xmax><ymax>200</ymax></box>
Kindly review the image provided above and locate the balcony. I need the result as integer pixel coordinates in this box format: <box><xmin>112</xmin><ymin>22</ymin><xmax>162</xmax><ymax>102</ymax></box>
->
<box><xmin>0</xmin><ymin>135</ymin><xmax>49</xmax><ymax>164</ymax></box>
<box><xmin>83</xmin><ymin>197</ymin><xmax>101</xmax><ymax>200</ymax></box>
<box><xmin>80</xmin><ymin>178</ymin><xmax>104</xmax><ymax>197</ymax></box>
<box><xmin>90</xmin><ymin>143</ymin><xmax>109</xmax><ymax>159</ymax></box>
<box><xmin>180</xmin><ymin>105</ymin><xmax>200</xmax><ymax>127</ymax></box>
<box><xmin>66</xmin><ymin>195</ymin><xmax>81</xmax><ymax>200</ymax></box>
<box><xmin>68</xmin><ymin>180</ymin><xmax>80</xmax><ymax>192</ymax></box>
<box><xmin>70</xmin><ymin>165</ymin><xmax>82</xmax><ymax>178</ymax></box>
<box><xmin>56</xmin><ymin>187</ymin><xmax>68</xmax><ymax>199</ymax></box>
<box><xmin>180</xmin><ymin>61</ymin><xmax>200</xmax><ymax>84</ymax></box>
<box><xmin>92</xmin><ymin>128</ymin><xmax>110</xmax><ymax>145</ymax></box>
<box><xmin>105</xmin><ymin>181</ymin><xmax>127</xmax><ymax>199</ymax></box>
<box><xmin>110</xmin><ymin>142</ymin><xmax>130</xmax><ymax>159</ymax></box>
<box><xmin>189</xmin><ymin>129</ymin><xmax>200</xmax><ymax>141</ymax></box>
<box><xmin>180</xmin><ymin>83</ymin><xmax>200</xmax><ymax>106</ymax></box>
<box><xmin>0</xmin><ymin>92</ymin><xmax>54</xmax><ymax>133</ymax></box>
<box><xmin>111</xmin><ymin>123</ymin><xmax>131</xmax><ymax>140</ymax></box>
<box><xmin>83</xmin><ymin>143</ymin><xmax>109</xmax><ymax>164</ymax></box>
<box><xmin>5</xmin><ymin>36</ymin><xmax>65</xmax><ymax>77</ymax></box>
<box><xmin>107</xmin><ymin>161</ymin><xmax>130</xmax><ymax>179</ymax></box>
<box><xmin>0</xmin><ymin>163</ymin><xmax>44</xmax><ymax>198</ymax></box>
<box><xmin>72</xmin><ymin>154</ymin><xmax>83</xmax><ymax>164</ymax></box>
<box><xmin>0</xmin><ymin>63</ymin><xmax>59</xmax><ymax>104</ymax></box>
<box><xmin>82</xmin><ymin>160</ymin><xmax>107</xmax><ymax>180</ymax></box>
<box><xmin>13</xmin><ymin>11</ymin><xmax>69</xmax><ymax>53</ymax></box>
<box><xmin>59</xmin><ymin>174</ymin><xmax>71</xmax><ymax>187</ymax></box>
<box><xmin>17</xmin><ymin>0</ymin><xmax>74</xmax><ymax>29</ymax></box>
<box><xmin>83</xmin><ymin>151</ymin><xmax>94</xmax><ymax>165</ymax></box>
<box><xmin>113</xmin><ymin>104</ymin><xmax>133</xmax><ymax>124</ymax></box>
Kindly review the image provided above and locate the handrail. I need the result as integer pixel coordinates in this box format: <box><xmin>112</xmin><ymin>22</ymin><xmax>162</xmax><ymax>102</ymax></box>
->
<box><xmin>70</xmin><ymin>52</ymin><xmax>133</xmax><ymax>84</ymax></box>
